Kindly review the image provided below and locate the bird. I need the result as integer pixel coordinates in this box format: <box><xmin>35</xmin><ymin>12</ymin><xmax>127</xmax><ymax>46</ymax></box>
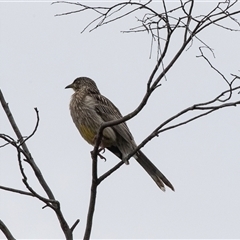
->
<box><xmin>65</xmin><ymin>77</ymin><xmax>174</xmax><ymax>191</ymax></box>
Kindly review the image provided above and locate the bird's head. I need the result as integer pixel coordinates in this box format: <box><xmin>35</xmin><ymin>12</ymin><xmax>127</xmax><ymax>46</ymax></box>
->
<box><xmin>65</xmin><ymin>77</ymin><xmax>100</xmax><ymax>93</ymax></box>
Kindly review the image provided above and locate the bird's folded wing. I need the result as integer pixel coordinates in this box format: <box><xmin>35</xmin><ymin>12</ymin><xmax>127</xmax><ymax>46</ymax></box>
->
<box><xmin>94</xmin><ymin>94</ymin><xmax>134</xmax><ymax>143</ymax></box>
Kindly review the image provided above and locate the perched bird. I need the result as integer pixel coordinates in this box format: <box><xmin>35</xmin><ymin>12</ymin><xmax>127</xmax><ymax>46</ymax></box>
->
<box><xmin>65</xmin><ymin>77</ymin><xmax>174</xmax><ymax>191</ymax></box>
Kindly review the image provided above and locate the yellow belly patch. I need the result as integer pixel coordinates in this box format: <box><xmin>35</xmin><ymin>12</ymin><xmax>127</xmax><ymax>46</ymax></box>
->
<box><xmin>78</xmin><ymin>124</ymin><xmax>96</xmax><ymax>145</ymax></box>
<box><xmin>78</xmin><ymin>124</ymin><xmax>116</xmax><ymax>147</ymax></box>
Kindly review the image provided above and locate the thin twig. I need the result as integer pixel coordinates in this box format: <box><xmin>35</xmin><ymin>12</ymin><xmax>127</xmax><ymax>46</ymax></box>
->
<box><xmin>0</xmin><ymin>90</ymin><xmax>56</xmax><ymax>201</ymax></box>
<box><xmin>124</xmin><ymin>85</ymin><xmax>240</xmax><ymax>162</ymax></box>
<box><xmin>98</xmin><ymin>161</ymin><xmax>124</xmax><ymax>184</ymax></box>
<box><xmin>70</xmin><ymin>219</ymin><xmax>80</xmax><ymax>232</ymax></box>
<box><xmin>19</xmin><ymin>108</ymin><xmax>40</xmax><ymax>147</ymax></box>
<box><xmin>0</xmin><ymin>90</ymin><xmax>76</xmax><ymax>239</ymax></box>
<box><xmin>0</xmin><ymin>185</ymin><xmax>34</xmax><ymax>197</ymax></box>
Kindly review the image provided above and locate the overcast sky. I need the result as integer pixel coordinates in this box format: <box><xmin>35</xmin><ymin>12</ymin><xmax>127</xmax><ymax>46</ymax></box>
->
<box><xmin>1</xmin><ymin>1</ymin><xmax>240</xmax><ymax>239</ymax></box>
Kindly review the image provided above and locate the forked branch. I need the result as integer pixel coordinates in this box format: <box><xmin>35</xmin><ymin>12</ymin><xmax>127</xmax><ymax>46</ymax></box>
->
<box><xmin>0</xmin><ymin>90</ymin><xmax>79</xmax><ymax>240</ymax></box>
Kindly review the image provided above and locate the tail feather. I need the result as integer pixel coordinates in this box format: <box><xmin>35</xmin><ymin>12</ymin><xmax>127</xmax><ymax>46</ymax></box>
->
<box><xmin>135</xmin><ymin>151</ymin><xmax>174</xmax><ymax>191</ymax></box>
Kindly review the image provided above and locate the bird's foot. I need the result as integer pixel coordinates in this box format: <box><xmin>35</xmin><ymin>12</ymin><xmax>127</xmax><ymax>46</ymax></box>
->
<box><xmin>90</xmin><ymin>148</ymin><xmax>107</xmax><ymax>161</ymax></box>
<box><xmin>98</xmin><ymin>148</ymin><xmax>107</xmax><ymax>161</ymax></box>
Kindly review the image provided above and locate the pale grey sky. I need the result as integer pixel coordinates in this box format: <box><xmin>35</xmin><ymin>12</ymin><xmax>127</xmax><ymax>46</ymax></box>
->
<box><xmin>1</xmin><ymin>1</ymin><xmax>240</xmax><ymax>239</ymax></box>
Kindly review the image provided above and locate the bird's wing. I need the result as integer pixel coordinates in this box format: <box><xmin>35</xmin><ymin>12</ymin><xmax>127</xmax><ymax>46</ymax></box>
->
<box><xmin>92</xmin><ymin>93</ymin><xmax>134</xmax><ymax>143</ymax></box>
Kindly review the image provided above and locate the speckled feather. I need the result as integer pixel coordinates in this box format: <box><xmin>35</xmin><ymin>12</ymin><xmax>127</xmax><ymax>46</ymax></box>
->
<box><xmin>66</xmin><ymin>77</ymin><xmax>174</xmax><ymax>191</ymax></box>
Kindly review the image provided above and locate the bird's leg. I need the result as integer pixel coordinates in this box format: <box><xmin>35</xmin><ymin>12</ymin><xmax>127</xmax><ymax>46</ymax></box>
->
<box><xmin>90</xmin><ymin>147</ymin><xmax>107</xmax><ymax>161</ymax></box>
<box><xmin>92</xmin><ymin>134</ymin><xmax>107</xmax><ymax>161</ymax></box>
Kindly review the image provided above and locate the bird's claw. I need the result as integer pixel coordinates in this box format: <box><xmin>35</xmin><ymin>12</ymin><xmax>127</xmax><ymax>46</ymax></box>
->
<box><xmin>98</xmin><ymin>152</ymin><xmax>107</xmax><ymax>161</ymax></box>
<box><xmin>98</xmin><ymin>148</ymin><xmax>106</xmax><ymax>161</ymax></box>
<box><xmin>99</xmin><ymin>147</ymin><xmax>105</xmax><ymax>154</ymax></box>
<box><xmin>90</xmin><ymin>148</ymin><xmax>107</xmax><ymax>161</ymax></box>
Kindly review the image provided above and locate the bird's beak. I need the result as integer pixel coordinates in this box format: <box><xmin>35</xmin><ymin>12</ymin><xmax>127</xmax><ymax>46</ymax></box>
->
<box><xmin>65</xmin><ymin>83</ymin><xmax>73</xmax><ymax>89</ymax></box>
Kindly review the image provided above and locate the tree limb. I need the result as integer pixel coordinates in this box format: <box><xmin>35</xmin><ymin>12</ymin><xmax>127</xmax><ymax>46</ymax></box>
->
<box><xmin>0</xmin><ymin>220</ymin><xmax>15</xmax><ymax>240</ymax></box>
<box><xmin>0</xmin><ymin>90</ymin><xmax>55</xmax><ymax>201</ymax></box>
<box><xmin>0</xmin><ymin>90</ymin><xmax>77</xmax><ymax>240</ymax></box>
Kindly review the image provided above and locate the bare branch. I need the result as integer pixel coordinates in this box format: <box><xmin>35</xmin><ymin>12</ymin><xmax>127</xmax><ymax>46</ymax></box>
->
<box><xmin>19</xmin><ymin>108</ymin><xmax>40</xmax><ymax>147</ymax></box>
<box><xmin>124</xmin><ymin>84</ymin><xmax>240</xmax><ymax>162</ymax></box>
<box><xmin>183</xmin><ymin>0</ymin><xmax>194</xmax><ymax>42</ymax></box>
<box><xmin>83</xmin><ymin>151</ymin><xmax>98</xmax><ymax>240</ymax></box>
<box><xmin>16</xmin><ymin>148</ymin><xmax>57</xmax><ymax>209</ymax></box>
<box><xmin>70</xmin><ymin>219</ymin><xmax>80</xmax><ymax>232</ymax></box>
<box><xmin>0</xmin><ymin>185</ymin><xmax>34</xmax><ymax>197</ymax></box>
<box><xmin>98</xmin><ymin>161</ymin><xmax>124</xmax><ymax>184</ymax></box>
<box><xmin>0</xmin><ymin>134</ymin><xmax>15</xmax><ymax>148</ymax></box>
<box><xmin>0</xmin><ymin>220</ymin><xmax>16</xmax><ymax>240</ymax></box>
<box><xmin>197</xmin><ymin>46</ymin><xmax>229</xmax><ymax>83</ymax></box>
<box><xmin>196</xmin><ymin>5</ymin><xmax>240</xmax><ymax>34</ymax></box>
<box><xmin>0</xmin><ymin>90</ymin><xmax>56</xmax><ymax>201</ymax></box>
<box><xmin>52</xmin><ymin>2</ymin><xmax>240</xmax><ymax>239</ymax></box>
<box><xmin>0</xmin><ymin>90</ymin><xmax>77</xmax><ymax>239</ymax></box>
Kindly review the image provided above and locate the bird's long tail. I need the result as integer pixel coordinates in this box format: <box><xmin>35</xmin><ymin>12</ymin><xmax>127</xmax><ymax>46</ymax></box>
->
<box><xmin>134</xmin><ymin>151</ymin><xmax>174</xmax><ymax>192</ymax></box>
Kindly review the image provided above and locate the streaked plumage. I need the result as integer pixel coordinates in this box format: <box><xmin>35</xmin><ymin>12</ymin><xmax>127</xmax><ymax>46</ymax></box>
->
<box><xmin>66</xmin><ymin>77</ymin><xmax>174</xmax><ymax>191</ymax></box>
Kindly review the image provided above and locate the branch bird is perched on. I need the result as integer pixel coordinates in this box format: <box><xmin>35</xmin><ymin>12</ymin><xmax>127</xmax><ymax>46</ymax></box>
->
<box><xmin>65</xmin><ymin>77</ymin><xmax>174</xmax><ymax>191</ymax></box>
